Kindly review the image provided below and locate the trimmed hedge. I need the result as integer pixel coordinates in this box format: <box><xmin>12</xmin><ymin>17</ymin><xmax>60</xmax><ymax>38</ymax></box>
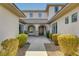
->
<box><xmin>58</xmin><ymin>34</ymin><xmax>79</xmax><ymax>56</ymax></box>
<box><xmin>16</xmin><ymin>33</ymin><xmax>28</xmax><ymax>48</ymax></box>
<box><xmin>0</xmin><ymin>38</ymin><xmax>19</xmax><ymax>56</ymax></box>
<box><xmin>52</xmin><ymin>34</ymin><xmax>59</xmax><ymax>45</ymax></box>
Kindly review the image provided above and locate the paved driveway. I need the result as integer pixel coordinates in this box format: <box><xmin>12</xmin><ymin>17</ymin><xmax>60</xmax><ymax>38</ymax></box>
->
<box><xmin>25</xmin><ymin>36</ymin><xmax>51</xmax><ymax>56</ymax></box>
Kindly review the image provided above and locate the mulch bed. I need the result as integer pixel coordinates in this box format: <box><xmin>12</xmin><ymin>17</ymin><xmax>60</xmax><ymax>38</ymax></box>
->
<box><xmin>44</xmin><ymin>43</ymin><xmax>64</xmax><ymax>56</ymax></box>
<box><xmin>17</xmin><ymin>42</ymin><xmax>30</xmax><ymax>56</ymax></box>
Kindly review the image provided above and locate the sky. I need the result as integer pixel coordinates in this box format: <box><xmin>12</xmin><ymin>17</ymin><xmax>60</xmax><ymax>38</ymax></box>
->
<box><xmin>16</xmin><ymin>3</ymin><xmax>47</xmax><ymax>10</ymax></box>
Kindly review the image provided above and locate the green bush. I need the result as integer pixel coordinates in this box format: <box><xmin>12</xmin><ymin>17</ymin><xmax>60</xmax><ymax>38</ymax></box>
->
<box><xmin>49</xmin><ymin>33</ymin><xmax>52</xmax><ymax>39</ymax></box>
<box><xmin>24</xmin><ymin>31</ymin><xmax>28</xmax><ymax>34</ymax></box>
<box><xmin>16</xmin><ymin>33</ymin><xmax>28</xmax><ymax>47</ymax></box>
<box><xmin>46</xmin><ymin>31</ymin><xmax>50</xmax><ymax>38</ymax></box>
<box><xmin>58</xmin><ymin>34</ymin><xmax>79</xmax><ymax>56</ymax></box>
<box><xmin>0</xmin><ymin>38</ymin><xmax>19</xmax><ymax>56</ymax></box>
<box><xmin>52</xmin><ymin>34</ymin><xmax>59</xmax><ymax>45</ymax></box>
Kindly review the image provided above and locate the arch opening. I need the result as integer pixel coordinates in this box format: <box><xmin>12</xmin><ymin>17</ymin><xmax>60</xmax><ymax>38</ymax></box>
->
<box><xmin>28</xmin><ymin>25</ymin><xmax>36</xmax><ymax>36</ymax></box>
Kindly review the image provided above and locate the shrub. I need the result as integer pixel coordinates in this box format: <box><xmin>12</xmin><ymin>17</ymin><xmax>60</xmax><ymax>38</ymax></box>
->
<box><xmin>0</xmin><ymin>38</ymin><xmax>19</xmax><ymax>56</ymax></box>
<box><xmin>24</xmin><ymin>31</ymin><xmax>28</xmax><ymax>34</ymax></box>
<box><xmin>52</xmin><ymin>34</ymin><xmax>59</xmax><ymax>45</ymax></box>
<box><xmin>49</xmin><ymin>33</ymin><xmax>52</xmax><ymax>39</ymax></box>
<box><xmin>46</xmin><ymin>31</ymin><xmax>50</xmax><ymax>38</ymax></box>
<box><xmin>16</xmin><ymin>33</ymin><xmax>28</xmax><ymax>47</ymax></box>
<box><xmin>58</xmin><ymin>34</ymin><xmax>79</xmax><ymax>56</ymax></box>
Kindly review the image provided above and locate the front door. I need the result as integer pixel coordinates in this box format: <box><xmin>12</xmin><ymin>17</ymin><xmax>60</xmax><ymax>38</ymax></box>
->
<box><xmin>39</xmin><ymin>26</ymin><xmax>44</xmax><ymax>35</ymax></box>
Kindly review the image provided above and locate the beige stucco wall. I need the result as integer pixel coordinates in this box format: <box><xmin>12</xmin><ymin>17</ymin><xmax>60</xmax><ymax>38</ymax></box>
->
<box><xmin>23</xmin><ymin>11</ymin><xmax>48</xmax><ymax>24</ymax></box>
<box><xmin>48</xmin><ymin>6</ymin><xmax>62</xmax><ymax>20</ymax></box>
<box><xmin>50</xmin><ymin>6</ymin><xmax>79</xmax><ymax>36</ymax></box>
<box><xmin>48</xmin><ymin>7</ymin><xmax>55</xmax><ymax>20</ymax></box>
<box><xmin>24</xmin><ymin>12</ymin><xmax>48</xmax><ymax>19</ymax></box>
<box><xmin>0</xmin><ymin>6</ymin><xmax>19</xmax><ymax>41</ymax></box>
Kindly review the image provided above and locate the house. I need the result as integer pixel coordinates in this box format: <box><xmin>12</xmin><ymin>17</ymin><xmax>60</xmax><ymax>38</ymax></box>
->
<box><xmin>22</xmin><ymin>10</ymin><xmax>48</xmax><ymax>36</ymax></box>
<box><xmin>0</xmin><ymin>3</ymin><xmax>25</xmax><ymax>41</ymax></box>
<box><xmin>49</xmin><ymin>3</ymin><xmax>79</xmax><ymax>37</ymax></box>
<box><xmin>22</xmin><ymin>3</ymin><xmax>79</xmax><ymax>37</ymax></box>
<box><xmin>22</xmin><ymin>3</ymin><xmax>65</xmax><ymax>36</ymax></box>
<box><xmin>0</xmin><ymin>3</ymin><xmax>79</xmax><ymax>41</ymax></box>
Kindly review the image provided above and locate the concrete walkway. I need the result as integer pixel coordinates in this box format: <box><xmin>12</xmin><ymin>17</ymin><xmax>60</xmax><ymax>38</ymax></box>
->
<box><xmin>25</xmin><ymin>36</ymin><xmax>51</xmax><ymax>56</ymax></box>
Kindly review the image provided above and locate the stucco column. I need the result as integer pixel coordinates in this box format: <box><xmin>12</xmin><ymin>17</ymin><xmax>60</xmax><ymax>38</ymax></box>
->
<box><xmin>35</xmin><ymin>25</ymin><xmax>39</xmax><ymax>36</ymax></box>
<box><xmin>49</xmin><ymin>24</ymin><xmax>52</xmax><ymax>33</ymax></box>
<box><xmin>25</xmin><ymin>24</ymin><xmax>28</xmax><ymax>32</ymax></box>
<box><xmin>44</xmin><ymin>25</ymin><xmax>47</xmax><ymax>36</ymax></box>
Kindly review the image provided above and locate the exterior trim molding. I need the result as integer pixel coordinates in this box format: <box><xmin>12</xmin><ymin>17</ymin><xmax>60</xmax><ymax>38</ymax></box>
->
<box><xmin>24</xmin><ymin>19</ymin><xmax>48</xmax><ymax>20</ymax></box>
<box><xmin>1</xmin><ymin>3</ymin><xmax>25</xmax><ymax>17</ymax></box>
<box><xmin>23</xmin><ymin>10</ymin><xmax>46</xmax><ymax>12</ymax></box>
<box><xmin>25</xmin><ymin>23</ymin><xmax>48</xmax><ymax>24</ymax></box>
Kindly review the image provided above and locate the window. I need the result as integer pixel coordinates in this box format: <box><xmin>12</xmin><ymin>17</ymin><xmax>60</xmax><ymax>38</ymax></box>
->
<box><xmin>72</xmin><ymin>13</ymin><xmax>77</xmax><ymax>22</ymax></box>
<box><xmin>39</xmin><ymin>13</ymin><xmax>42</xmax><ymax>17</ymax></box>
<box><xmin>54</xmin><ymin>6</ymin><xmax>59</xmax><ymax>12</ymax></box>
<box><xmin>65</xmin><ymin>16</ymin><xmax>69</xmax><ymax>24</ymax></box>
<box><xmin>29</xmin><ymin>12</ymin><xmax>33</xmax><ymax>17</ymax></box>
<box><xmin>52</xmin><ymin>22</ymin><xmax>57</xmax><ymax>34</ymax></box>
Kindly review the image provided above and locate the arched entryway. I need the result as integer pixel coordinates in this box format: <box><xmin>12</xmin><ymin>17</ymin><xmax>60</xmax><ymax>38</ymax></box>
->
<box><xmin>28</xmin><ymin>25</ymin><xmax>36</xmax><ymax>36</ymax></box>
<box><xmin>39</xmin><ymin>25</ymin><xmax>46</xmax><ymax>36</ymax></box>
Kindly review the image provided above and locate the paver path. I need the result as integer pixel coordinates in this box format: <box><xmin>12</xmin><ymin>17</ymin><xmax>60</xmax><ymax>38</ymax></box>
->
<box><xmin>25</xmin><ymin>36</ymin><xmax>51</xmax><ymax>56</ymax></box>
